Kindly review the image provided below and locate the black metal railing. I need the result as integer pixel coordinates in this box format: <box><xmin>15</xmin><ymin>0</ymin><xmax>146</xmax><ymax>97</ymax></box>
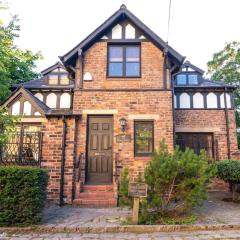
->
<box><xmin>0</xmin><ymin>132</ymin><xmax>43</xmax><ymax>166</ymax></box>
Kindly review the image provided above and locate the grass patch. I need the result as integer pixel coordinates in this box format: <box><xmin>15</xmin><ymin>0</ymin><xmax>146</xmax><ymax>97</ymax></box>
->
<box><xmin>152</xmin><ymin>214</ymin><xmax>197</xmax><ymax>225</ymax></box>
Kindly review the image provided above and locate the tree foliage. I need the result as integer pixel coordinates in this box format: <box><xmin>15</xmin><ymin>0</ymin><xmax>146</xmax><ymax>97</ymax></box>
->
<box><xmin>0</xmin><ymin>5</ymin><xmax>42</xmax><ymax>103</ymax></box>
<box><xmin>0</xmin><ymin>108</ymin><xmax>18</xmax><ymax>145</ymax></box>
<box><xmin>216</xmin><ymin>160</ymin><xmax>240</xmax><ymax>201</ymax></box>
<box><xmin>140</xmin><ymin>141</ymin><xmax>214</xmax><ymax>224</ymax></box>
<box><xmin>207</xmin><ymin>41</ymin><xmax>240</xmax><ymax>146</ymax></box>
<box><xmin>118</xmin><ymin>167</ymin><xmax>132</xmax><ymax>206</ymax></box>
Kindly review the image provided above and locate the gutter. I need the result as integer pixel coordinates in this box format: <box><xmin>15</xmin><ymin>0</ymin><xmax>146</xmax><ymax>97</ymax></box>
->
<box><xmin>59</xmin><ymin>117</ymin><xmax>67</xmax><ymax>206</ymax></box>
<box><xmin>224</xmin><ymin>87</ymin><xmax>231</xmax><ymax>159</ymax></box>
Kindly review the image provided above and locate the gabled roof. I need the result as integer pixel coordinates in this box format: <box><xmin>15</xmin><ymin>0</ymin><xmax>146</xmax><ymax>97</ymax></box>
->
<box><xmin>181</xmin><ymin>61</ymin><xmax>204</xmax><ymax>75</ymax></box>
<box><xmin>41</xmin><ymin>61</ymin><xmax>66</xmax><ymax>76</ymax></box>
<box><xmin>14</xmin><ymin>78</ymin><xmax>74</xmax><ymax>90</ymax></box>
<box><xmin>175</xmin><ymin>61</ymin><xmax>235</xmax><ymax>90</ymax></box>
<box><xmin>174</xmin><ymin>78</ymin><xmax>235</xmax><ymax>89</ymax></box>
<box><xmin>60</xmin><ymin>5</ymin><xmax>185</xmax><ymax>66</ymax></box>
<box><xmin>2</xmin><ymin>87</ymin><xmax>50</xmax><ymax>115</ymax></box>
<box><xmin>2</xmin><ymin>87</ymin><xmax>78</xmax><ymax>116</ymax></box>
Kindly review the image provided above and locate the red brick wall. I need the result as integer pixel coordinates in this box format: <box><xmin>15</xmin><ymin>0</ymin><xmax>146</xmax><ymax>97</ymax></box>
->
<box><xmin>71</xmin><ymin>40</ymin><xmax>174</xmax><ymax>195</ymax></box>
<box><xmin>73</xmin><ymin>90</ymin><xmax>174</xmax><ymax>194</ymax></box>
<box><xmin>82</xmin><ymin>41</ymin><xmax>166</xmax><ymax>89</ymax></box>
<box><xmin>175</xmin><ymin>109</ymin><xmax>238</xmax><ymax>159</ymax></box>
<box><xmin>41</xmin><ymin>118</ymin><xmax>75</xmax><ymax>204</ymax></box>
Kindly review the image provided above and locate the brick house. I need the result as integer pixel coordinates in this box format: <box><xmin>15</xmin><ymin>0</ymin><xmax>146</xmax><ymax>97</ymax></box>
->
<box><xmin>1</xmin><ymin>5</ymin><xmax>238</xmax><ymax>206</ymax></box>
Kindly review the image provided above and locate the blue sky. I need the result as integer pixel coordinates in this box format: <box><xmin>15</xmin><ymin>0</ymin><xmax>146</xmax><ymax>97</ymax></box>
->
<box><xmin>2</xmin><ymin>0</ymin><xmax>240</xmax><ymax>73</ymax></box>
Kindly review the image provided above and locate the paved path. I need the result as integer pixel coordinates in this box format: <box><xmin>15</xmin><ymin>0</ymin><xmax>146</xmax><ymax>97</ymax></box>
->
<box><xmin>194</xmin><ymin>191</ymin><xmax>240</xmax><ymax>224</ymax></box>
<box><xmin>41</xmin><ymin>191</ymin><xmax>240</xmax><ymax>228</ymax></box>
<box><xmin>1</xmin><ymin>230</ymin><xmax>240</xmax><ymax>239</ymax></box>
<box><xmin>42</xmin><ymin>207</ymin><xmax>130</xmax><ymax>228</ymax></box>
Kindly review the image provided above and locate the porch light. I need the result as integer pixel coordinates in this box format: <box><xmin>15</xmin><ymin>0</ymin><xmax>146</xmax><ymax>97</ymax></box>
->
<box><xmin>119</xmin><ymin>117</ymin><xmax>127</xmax><ymax>132</ymax></box>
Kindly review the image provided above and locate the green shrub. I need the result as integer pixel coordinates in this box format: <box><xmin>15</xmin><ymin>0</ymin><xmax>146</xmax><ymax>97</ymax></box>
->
<box><xmin>140</xmin><ymin>141</ymin><xmax>214</xmax><ymax>224</ymax></box>
<box><xmin>0</xmin><ymin>166</ymin><xmax>48</xmax><ymax>226</ymax></box>
<box><xmin>118</xmin><ymin>167</ymin><xmax>132</xmax><ymax>207</ymax></box>
<box><xmin>216</xmin><ymin>160</ymin><xmax>240</xmax><ymax>201</ymax></box>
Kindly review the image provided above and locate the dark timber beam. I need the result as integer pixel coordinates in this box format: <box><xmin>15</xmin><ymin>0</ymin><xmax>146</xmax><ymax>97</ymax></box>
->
<box><xmin>75</xmin><ymin>49</ymin><xmax>83</xmax><ymax>90</ymax></box>
<box><xmin>224</xmin><ymin>88</ymin><xmax>231</xmax><ymax>159</ymax></box>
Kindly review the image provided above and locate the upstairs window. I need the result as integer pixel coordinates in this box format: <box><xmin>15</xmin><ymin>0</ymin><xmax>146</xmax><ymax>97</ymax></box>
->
<box><xmin>176</xmin><ymin>73</ymin><xmax>199</xmax><ymax>85</ymax></box>
<box><xmin>188</xmin><ymin>74</ymin><xmax>198</xmax><ymax>85</ymax></box>
<box><xmin>60</xmin><ymin>73</ymin><xmax>69</xmax><ymax>85</ymax></box>
<box><xmin>49</xmin><ymin>74</ymin><xmax>59</xmax><ymax>85</ymax></box>
<box><xmin>108</xmin><ymin>45</ymin><xmax>140</xmax><ymax>77</ymax></box>
<box><xmin>48</xmin><ymin>69</ymin><xmax>69</xmax><ymax>85</ymax></box>
<box><xmin>176</xmin><ymin>74</ymin><xmax>187</xmax><ymax>85</ymax></box>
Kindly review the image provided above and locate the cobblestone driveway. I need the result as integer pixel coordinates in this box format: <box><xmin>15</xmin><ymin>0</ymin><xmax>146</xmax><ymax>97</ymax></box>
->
<box><xmin>1</xmin><ymin>230</ymin><xmax>240</xmax><ymax>239</ymax></box>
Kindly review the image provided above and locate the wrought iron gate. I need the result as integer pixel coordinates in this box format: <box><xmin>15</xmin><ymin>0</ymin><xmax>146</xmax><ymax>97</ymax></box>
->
<box><xmin>0</xmin><ymin>131</ymin><xmax>43</xmax><ymax>166</ymax></box>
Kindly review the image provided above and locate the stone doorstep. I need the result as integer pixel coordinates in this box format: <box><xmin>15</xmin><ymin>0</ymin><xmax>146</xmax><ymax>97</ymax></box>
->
<box><xmin>83</xmin><ymin>185</ymin><xmax>114</xmax><ymax>192</ymax></box>
<box><xmin>1</xmin><ymin>224</ymin><xmax>240</xmax><ymax>235</ymax></box>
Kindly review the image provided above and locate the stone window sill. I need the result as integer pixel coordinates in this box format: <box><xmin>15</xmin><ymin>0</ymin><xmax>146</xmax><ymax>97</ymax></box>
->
<box><xmin>134</xmin><ymin>156</ymin><xmax>151</xmax><ymax>161</ymax></box>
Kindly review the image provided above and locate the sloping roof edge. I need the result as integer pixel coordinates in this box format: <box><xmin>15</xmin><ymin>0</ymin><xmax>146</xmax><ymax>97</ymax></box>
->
<box><xmin>1</xmin><ymin>86</ymin><xmax>50</xmax><ymax>115</ymax></box>
<box><xmin>60</xmin><ymin>5</ymin><xmax>185</xmax><ymax>65</ymax></box>
<box><xmin>41</xmin><ymin>61</ymin><xmax>66</xmax><ymax>76</ymax></box>
<box><xmin>181</xmin><ymin>61</ymin><xmax>204</xmax><ymax>75</ymax></box>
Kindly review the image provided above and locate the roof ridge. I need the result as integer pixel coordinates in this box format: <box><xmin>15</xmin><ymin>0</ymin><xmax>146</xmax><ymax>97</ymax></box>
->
<box><xmin>60</xmin><ymin>5</ymin><xmax>185</xmax><ymax>64</ymax></box>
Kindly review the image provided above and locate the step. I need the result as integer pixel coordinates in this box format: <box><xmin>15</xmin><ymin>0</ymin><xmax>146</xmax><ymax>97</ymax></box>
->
<box><xmin>73</xmin><ymin>198</ymin><xmax>117</xmax><ymax>208</ymax></box>
<box><xmin>83</xmin><ymin>184</ymin><xmax>114</xmax><ymax>192</ymax></box>
<box><xmin>78</xmin><ymin>191</ymin><xmax>115</xmax><ymax>199</ymax></box>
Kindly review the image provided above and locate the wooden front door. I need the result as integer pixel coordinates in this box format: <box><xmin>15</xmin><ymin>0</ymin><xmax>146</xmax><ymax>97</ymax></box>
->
<box><xmin>86</xmin><ymin>116</ymin><xmax>113</xmax><ymax>184</ymax></box>
<box><xmin>176</xmin><ymin>133</ymin><xmax>214</xmax><ymax>159</ymax></box>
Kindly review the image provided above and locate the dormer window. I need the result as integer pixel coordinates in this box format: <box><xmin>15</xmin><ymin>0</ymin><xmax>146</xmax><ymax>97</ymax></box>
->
<box><xmin>60</xmin><ymin>73</ymin><xmax>69</xmax><ymax>85</ymax></box>
<box><xmin>48</xmin><ymin>69</ymin><xmax>69</xmax><ymax>85</ymax></box>
<box><xmin>176</xmin><ymin>73</ymin><xmax>199</xmax><ymax>86</ymax></box>
<box><xmin>49</xmin><ymin>73</ymin><xmax>59</xmax><ymax>85</ymax></box>
<box><xmin>108</xmin><ymin>45</ymin><xmax>140</xmax><ymax>77</ymax></box>
<box><xmin>176</xmin><ymin>74</ymin><xmax>187</xmax><ymax>85</ymax></box>
<box><xmin>188</xmin><ymin>74</ymin><xmax>198</xmax><ymax>85</ymax></box>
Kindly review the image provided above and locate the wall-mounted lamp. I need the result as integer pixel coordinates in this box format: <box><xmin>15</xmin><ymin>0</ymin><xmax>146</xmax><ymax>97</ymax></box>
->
<box><xmin>119</xmin><ymin>117</ymin><xmax>127</xmax><ymax>132</ymax></box>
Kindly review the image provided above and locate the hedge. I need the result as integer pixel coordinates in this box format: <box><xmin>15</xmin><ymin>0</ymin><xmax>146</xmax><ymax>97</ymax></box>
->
<box><xmin>0</xmin><ymin>166</ymin><xmax>48</xmax><ymax>226</ymax></box>
<box><xmin>216</xmin><ymin>160</ymin><xmax>240</xmax><ymax>184</ymax></box>
<box><xmin>216</xmin><ymin>160</ymin><xmax>240</xmax><ymax>201</ymax></box>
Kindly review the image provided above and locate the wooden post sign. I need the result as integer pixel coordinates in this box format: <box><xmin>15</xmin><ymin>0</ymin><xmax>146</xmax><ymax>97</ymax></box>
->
<box><xmin>128</xmin><ymin>182</ymin><xmax>147</xmax><ymax>224</ymax></box>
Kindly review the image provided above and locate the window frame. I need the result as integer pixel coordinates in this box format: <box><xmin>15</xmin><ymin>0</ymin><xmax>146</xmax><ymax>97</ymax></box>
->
<box><xmin>48</xmin><ymin>68</ymin><xmax>69</xmax><ymax>85</ymax></box>
<box><xmin>134</xmin><ymin>120</ymin><xmax>154</xmax><ymax>157</ymax></box>
<box><xmin>107</xmin><ymin>44</ymin><xmax>141</xmax><ymax>78</ymax></box>
<box><xmin>175</xmin><ymin>72</ymin><xmax>199</xmax><ymax>86</ymax></box>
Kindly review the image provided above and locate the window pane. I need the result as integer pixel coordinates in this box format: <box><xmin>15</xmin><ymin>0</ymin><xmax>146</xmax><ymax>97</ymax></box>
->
<box><xmin>176</xmin><ymin>74</ymin><xmax>187</xmax><ymax>85</ymax></box>
<box><xmin>126</xmin><ymin>63</ymin><xmax>140</xmax><ymax>76</ymax></box>
<box><xmin>60</xmin><ymin>73</ymin><xmax>69</xmax><ymax>85</ymax></box>
<box><xmin>188</xmin><ymin>74</ymin><xmax>198</xmax><ymax>85</ymax></box>
<box><xmin>49</xmin><ymin>74</ymin><xmax>58</xmax><ymax>85</ymax></box>
<box><xmin>126</xmin><ymin>47</ymin><xmax>139</xmax><ymax>62</ymax></box>
<box><xmin>108</xmin><ymin>63</ymin><xmax>123</xmax><ymax>76</ymax></box>
<box><xmin>135</xmin><ymin>122</ymin><xmax>153</xmax><ymax>155</ymax></box>
<box><xmin>109</xmin><ymin>47</ymin><xmax>123</xmax><ymax>62</ymax></box>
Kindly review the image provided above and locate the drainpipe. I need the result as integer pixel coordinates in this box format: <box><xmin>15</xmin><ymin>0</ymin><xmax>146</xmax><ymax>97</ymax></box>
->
<box><xmin>224</xmin><ymin>87</ymin><xmax>231</xmax><ymax>159</ymax></box>
<box><xmin>71</xmin><ymin>116</ymin><xmax>80</xmax><ymax>202</ymax></box>
<box><xmin>170</xmin><ymin>65</ymin><xmax>179</xmax><ymax>147</ymax></box>
<box><xmin>59</xmin><ymin>116</ymin><xmax>67</xmax><ymax>206</ymax></box>
<box><xmin>163</xmin><ymin>49</ymin><xmax>167</xmax><ymax>90</ymax></box>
